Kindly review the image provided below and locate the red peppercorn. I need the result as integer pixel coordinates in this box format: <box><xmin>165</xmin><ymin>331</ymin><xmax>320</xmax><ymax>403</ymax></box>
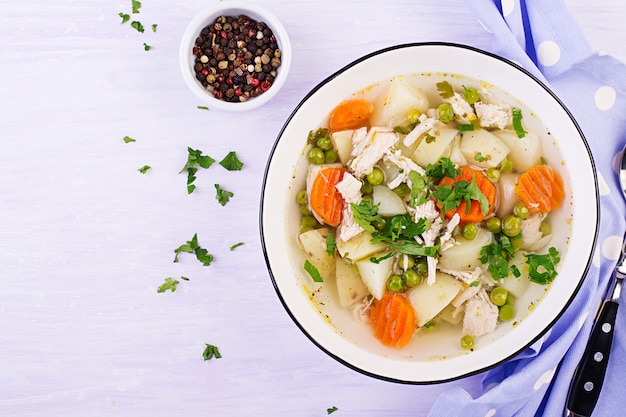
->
<box><xmin>220</xmin><ymin>31</ymin><xmax>228</xmax><ymax>39</ymax></box>
<box><xmin>234</xmin><ymin>87</ymin><xmax>242</xmax><ymax>96</ymax></box>
<box><xmin>213</xmin><ymin>90</ymin><xmax>223</xmax><ymax>99</ymax></box>
<box><xmin>260</xmin><ymin>80</ymin><xmax>271</xmax><ymax>91</ymax></box>
<box><xmin>226</xmin><ymin>77</ymin><xmax>234</xmax><ymax>85</ymax></box>
<box><xmin>250</xmin><ymin>78</ymin><xmax>260</xmax><ymax>87</ymax></box>
<box><xmin>201</xmin><ymin>69</ymin><xmax>209</xmax><ymax>75</ymax></box>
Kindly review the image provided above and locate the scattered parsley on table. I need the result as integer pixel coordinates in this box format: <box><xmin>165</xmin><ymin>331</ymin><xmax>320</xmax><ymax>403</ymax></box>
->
<box><xmin>157</xmin><ymin>277</ymin><xmax>179</xmax><ymax>293</ymax></box>
<box><xmin>123</xmin><ymin>135</ymin><xmax>136</xmax><ymax>143</ymax></box>
<box><xmin>215</xmin><ymin>184</ymin><xmax>234</xmax><ymax>206</ymax></box>
<box><xmin>138</xmin><ymin>165</ymin><xmax>151</xmax><ymax>174</ymax></box>
<box><xmin>173</xmin><ymin>233</ymin><xmax>214</xmax><ymax>266</ymax></box>
<box><xmin>327</xmin><ymin>406</ymin><xmax>338</xmax><ymax>414</ymax></box>
<box><xmin>219</xmin><ymin>151</ymin><xmax>244</xmax><ymax>171</ymax></box>
<box><xmin>203</xmin><ymin>344</ymin><xmax>222</xmax><ymax>361</ymax></box>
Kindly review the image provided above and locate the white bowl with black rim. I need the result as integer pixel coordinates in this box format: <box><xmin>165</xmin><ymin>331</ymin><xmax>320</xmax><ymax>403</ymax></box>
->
<box><xmin>179</xmin><ymin>1</ymin><xmax>291</xmax><ymax>111</ymax></box>
<box><xmin>260</xmin><ymin>43</ymin><xmax>599</xmax><ymax>383</ymax></box>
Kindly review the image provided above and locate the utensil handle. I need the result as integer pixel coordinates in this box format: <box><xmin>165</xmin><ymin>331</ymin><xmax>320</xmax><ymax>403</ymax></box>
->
<box><xmin>566</xmin><ymin>300</ymin><xmax>618</xmax><ymax>417</ymax></box>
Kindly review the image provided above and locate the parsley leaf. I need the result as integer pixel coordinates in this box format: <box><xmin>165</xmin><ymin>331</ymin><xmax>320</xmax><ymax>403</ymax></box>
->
<box><xmin>327</xmin><ymin>406</ymin><xmax>338</xmax><ymax>415</ymax></box>
<box><xmin>466</xmin><ymin>173</ymin><xmax>490</xmax><ymax>215</ymax></box>
<box><xmin>350</xmin><ymin>199</ymin><xmax>382</xmax><ymax>233</ymax></box>
<box><xmin>131</xmin><ymin>0</ymin><xmax>142</xmax><ymax>13</ymax></box>
<box><xmin>138</xmin><ymin>165</ymin><xmax>151</xmax><ymax>174</ymax></box>
<box><xmin>173</xmin><ymin>234</ymin><xmax>214</xmax><ymax>266</ymax></box>
<box><xmin>143</xmin><ymin>43</ymin><xmax>151</xmax><ymax>51</ymax></box>
<box><xmin>157</xmin><ymin>277</ymin><xmax>179</xmax><ymax>293</ymax></box>
<box><xmin>479</xmin><ymin>236</ymin><xmax>515</xmax><ymax>280</ymax></box>
<box><xmin>458</xmin><ymin>123</ymin><xmax>475</xmax><ymax>132</ymax></box>
<box><xmin>526</xmin><ymin>247</ymin><xmax>560</xmax><ymax>284</ymax></box>
<box><xmin>180</xmin><ymin>147</ymin><xmax>215</xmax><ymax>194</ymax></box>
<box><xmin>304</xmin><ymin>260</ymin><xmax>323</xmax><ymax>282</ymax></box>
<box><xmin>197</xmin><ymin>105</ymin><xmax>209</xmax><ymax>110</ymax></box>
<box><xmin>119</xmin><ymin>12</ymin><xmax>130</xmax><ymax>24</ymax></box>
<box><xmin>215</xmin><ymin>184</ymin><xmax>234</xmax><ymax>206</ymax></box>
<box><xmin>202</xmin><ymin>344</ymin><xmax>222</xmax><ymax>361</ymax></box>
<box><xmin>123</xmin><ymin>135</ymin><xmax>136</xmax><ymax>143</ymax></box>
<box><xmin>409</xmin><ymin>171</ymin><xmax>428</xmax><ymax>206</ymax></box>
<box><xmin>229</xmin><ymin>242</ymin><xmax>245</xmax><ymax>251</ymax></box>
<box><xmin>425</xmin><ymin>157</ymin><xmax>459</xmax><ymax>182</ymax></box>
<box><xmin>219</xmin><ymin>151</ymin><xmax>244</xmax><ymax>171</ymax></box>
<box><xmin>130</xmin><ymin>21</ymin><xmax>144</xmax><ymax>33</ymax></box>
<box><xmin>512</xmin><ymin>108</ymin><xmax>527</xmax><ymax>138</ymax></box>
<box><xmin>436</xmin><ymin>81</ymin><xmax>454</xmax><ymax>99</ymax></box>
<box><xmin>473</xmin><ymin>152</ymin><xmax>489</xmax><ymax>162</ymax></box>
<box><xmin>370</xmin><ymin>215</ymin><xmax>438</xmax><ymax>256</ymax></box>
<box><xmin>325</xmin><ymin>232</ymin><xmax>336</xmax><ymax>256</ymax></box>
<box><xmin>151</xmin><ymin>23</ymin><xmax>158</xmax><ymax>32</ymax></box>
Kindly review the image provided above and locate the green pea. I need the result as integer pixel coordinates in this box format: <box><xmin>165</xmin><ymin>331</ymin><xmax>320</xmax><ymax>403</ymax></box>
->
<box><xmin>540</xmin><ymin>221</ymin><xmax>552</xmax><ymax>236</ymax></box>
<box><xmin>316</xmin><ymin>136</ymin><xmax>332</xmax><ymax>151</ymax></box>
<box><xmin>415</xmin><ymin>257</ymin><xmax>428</xmax><ymax>277</ymax></box>
<box><xmin>301</xmin><ymin>215</ymin><xmax>318</xmax><ymax>228</ymax></box>
<box><xmin>406</xmin><ymin>108</ymin><xmax>421</xmax><ymax>124</ymax></box>
<box><xmin>499</xmin><ymin>304</ymin><xmax>515</xmax><ymax>321</ymax></box>
<box><xmin>485</xmin><ymin>167</ymin><xmax>500</xmax><ymax>182</ymax></box>
<box><xmin>510</xmin><ymin>235</ymin><xmax>522</xmax><ymax>252</ymax></box>
<box><xmin>437</xmin><ymin>103</ymin><xmax>455</xmax><ymax>123</ymax></box>
<box><xmin>461</xmin><ymin>223</ymin><xmax>478</xmax><ymax>240</ymax></box>
<box><xmin>367</xmin><ymin>167</ymin><xmax>385</xmax><ymax>186</ymax></box>
<box><xmin>505</xmin><ymin>293</ymin><xmax>515</xmax><ymax>306</ymax></box>
<box><xmin>392</xmin><ymin>183</ymin><xmax>410</xmax><ymax>197</ymax></box>
<box><xmin>400</xmin><ymin>254</ymin><xmax>415</xmax><ymax>271</ymax></box>
<box><xmin>299</xmin><ymin>204</ymin><xmax>311</xmax><ymax>216</ymax></box>
<box><xmin>485</xmin><ymin>217</ymin><xmax>502</xmax><ymax>234</ymax></box>
<box><xmin>463</xmin><ymin>86</ymin><xmax>480</xmax><ymax>104</ymax></box>
<box><xmin>499</xmin><ymin>157</ymin><xmax>513</xmax><ymax>174</ymax></box>
<box><xmin>502</xmin><ymin>215</ymin><xmax>522</xmax><ymax>237</ymax></box>
<box><xmin>513</xmin><ymin>203</ymin><xmax>530</xmax><ymax>219</ymax></box>
<box><xmin>372</xmin><ymin>218</ymin><xmax>386</xmax><ymax>231</ymax></box>
<box><xmin>361</xmin><ymin>180</ymin><xmax>373</xmax><ymax>194</ymax></box>
<box><xmin>489</xmin><ymin>287</ymin><xmax>508</xmax><ymax>306</ymax></box>
<box><xmin>460</xmin><ymin>335</ymin><xmax>475</xmax><ymax>350</ymax></box>
<box><xmin>307</xmin><ymin>147</ymin><xmax>325</xmax><ymax>165</ymax></box>
<box><xmin>403</xmin><ymin>269</ymin><xmax>421</xmax><ymax>287</ymax></box>
<box><xmin>387</xmin><ymin>274</ymin><xmax>406</xmax><ymax>293</ymax></box>
<box><xmin>296</xmin><ymin>190</ymin><xmax>307</xmax><ymax>205</ymax></box>
<box><xmin>324</xmin><ymin>149</ymin><xmax>338</xmax><ymax>164</ymax></box>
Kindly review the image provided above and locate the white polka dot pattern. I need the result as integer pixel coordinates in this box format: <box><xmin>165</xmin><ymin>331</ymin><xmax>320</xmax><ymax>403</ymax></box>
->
<box><xmin>537</xmin><ymin>41</ymin><xmax>561</xmax><ymax>66</ymax></box>
<box><xmin>595</xmin><ymin>86</ymin><xmax>616</xmax><ymax>110</ymax></box>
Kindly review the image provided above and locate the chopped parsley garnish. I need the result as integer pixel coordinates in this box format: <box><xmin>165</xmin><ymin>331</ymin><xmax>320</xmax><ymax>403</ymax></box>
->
<box><xmin>143</xmin><ymin>43</ymin><xmax>151</xmax><ymax>51</ymax></box>
<box><xmin>470</xmin><ymin>280</ymin><xmax>480</xmax><ymax>287</ymax></box>
<box><xmin>424</xmin><ymin>133</ymin><xmax>436</xmax><ymax>143</ymax></box>
<box><xmin>229</xmin><ymin>242</ymin><xmax>245</xmax><ymax>251</ymax></box>
<box><xmin>425</xmin><ymin>157</ymin><xmax>459</xmax><ymax>182</ymax></box>
<box><xmin>473</xmin><ymin>152</ymin><xmax>489</xmax><ymax>162</ymax></box>
<box><xmin>459</xmin><ymin>123</ymin><xmax>475</xmax><ymax>132</ymax></box>
<box><xmin>130</xmin><ymin>21</ymin><xmax>145</xmax><ymax>33</ymax></box>
<box><xmin>409</xmin><ymin>171</ymin><xmax>429</xmax><ymax>206</ymax></box>
<box><xmin>370</xmin><ymin>214</ymin><xmax>438</xmax><ymax>257</ymax></box>
<box><xmin>131</xmin><ymin>0</ymin><xmax>142</xmax><ymax>14</ymax></box>
<box><xmin>325</xmin><ymin>232</ymin><xmax>336</xmax><ymax>256</ymax></box>
<box><xmin>157</xmin><ymin>277</ymin><xmax>179</xmax><ymax>293</ymax></box>
<box><xmin>219</xmin><ymin>151</ymin><xmax>244</xmax><ymax>171</ymax></box>
<box><xmin>327</xmin><ymin>406</ymin><xmax>338</xmax><ymax>415</ymax></box>
<box><xmin>370</xmin><ymin>252</ymin><xmax>394</xmax><ymax>264</ymax></box>
<box><xmin>350</xmin><ymin>199</ymin><xmax>382</xmax><ymax>233</ymax></box>
<box><xmin>436</xmin><ymin>81</ymin><xmax>454</xmax><ymax>99</ymax></box>
<box><xmin>119</xmin><ymin>12</ymin><xmax>130</xmax><ymax>24</ymax></box>
<box><xmin>432</xmin><ymin>173</ymin><xmax>489</xmax><ymax>216</ymax></box>
<box><xmin>173</xmin><ymin>233</ymin><xmax>214</xmax><ymax>266</ymax></box>
<box><xmin>180</xmin><ymin>147</ymin><xmax>215</xmax><ymax>194</ymax></box>
<box><xmin>462</xmin><ymin>85</ymin><xmax>480</xmax><ymax>104</ymax></box>
<box><xmin>304</xmin><ymin>260</ymin><xmax>323</xmax><ymax>282</ymax></box>
<box><xmin>138</xmin><ymin>165</ymin><xmax>151</xmax><ymax>174</ymax></box>
<box><xmin>479</xmin><ymin>236</ymin><xmax>515</xmax><ymax>280</ymax></box>
<box><xmin>202</xmin><ymin>344</ymin><xmax>222</xmax><ymax>361</ymax></box>
<box><xmin>151</xmin><ymin>23</ymin><xmax>158</xmax><ymax>32</ymax></box>
<box><xmin>215</xmin><ymin>184</ymin><xmax>234</xmax><ymax>206</ymax></box>
<box><xmin>123</xmin><ymin>135</ymin><xmax>136</xmax><ymax>143</ymax></box>
<box><xmin>526</xmin><ymin>247</ymin><xmax>560</xmax><ymax>284</ymax></box>
<box><xmin>512</xmin><ymin>108</ymin><xmax>527</xmax><ymax>138</ymax></box>
<box><xmin>197</xmin><ymin>105</ymin><xmax>209</xmax><ymax>110</ymax></box>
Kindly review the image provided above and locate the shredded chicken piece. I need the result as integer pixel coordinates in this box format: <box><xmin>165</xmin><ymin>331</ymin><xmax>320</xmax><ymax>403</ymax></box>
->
<box><xmin>462</xmin><ymin>287</ymin><xmax>499</xmax><ymax>337</ymax></box>
<box><xmin>403</xmin><ymin>116</ymin><xmax>441</xmax><ymax>147</ymax></box>
<box><xmin>475</xmin><ymin>102</ymin><xmax>512</xmax><ymax>129</ymax></box>
<box><xmin>348</xmin><ymin>127</ymin><xmax>398</xmax><ymax>178</ymax></box>
<box><xmin>335</xmin><ymin>173</ymin><xmax>364</xmax><ymax>242</ymax></box>
<box><xmin>445</xmin><ymin>92</ymin><xmax>476</xmax><ymax>124</ymax></box>
<box><xmin>383</xmin><ymin>148</ymin><xmax>426</xmax><ymax>189</ymax></box>
<box><xmin>440</xmin><ymin>267</ymin><xmax>484</xmax><ymax>286</ymax></box>
<box><xmin>521</xmin><ymin>212</ymin><xmax>551</xmax><ymax>251</ymax></box>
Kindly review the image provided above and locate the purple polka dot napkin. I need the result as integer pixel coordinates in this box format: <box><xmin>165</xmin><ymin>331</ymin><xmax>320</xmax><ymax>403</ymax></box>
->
<box><xmin>428</xmin><ymin>1</ymin><xmax>626</xmax><ymax>416</ymax></box>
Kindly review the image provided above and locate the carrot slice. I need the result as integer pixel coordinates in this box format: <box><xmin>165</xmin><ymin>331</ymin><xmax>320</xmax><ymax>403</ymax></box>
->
<box><xmin>515</xmin><ymin>164</ymin><xmax>564</xmax><ymax>213</ymax></box>
<box><xmin>369</xmin><ymin>293</ymin><xmax>416</xmax><ymax>348</ymax></box>
<box><xmin>309</xmin><ymin>167</ymin><xmax>347</xmax><ymax>227</ymax></box>
<box><xmin>328</xmin><ymin>98</ymin><xmax>374</xmax><ymax>131</ymax></box>
<box><xmin>437</xmin><ymin>166</ymin><xmax>496</xmax><ymax>224</ymax></box>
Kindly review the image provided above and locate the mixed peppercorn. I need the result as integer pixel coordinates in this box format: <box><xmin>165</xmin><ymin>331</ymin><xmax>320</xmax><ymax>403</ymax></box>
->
<box><xmin>192</xmin><ymin>14</ymin><xmax>282</xmax><ymax>103</ymax></box>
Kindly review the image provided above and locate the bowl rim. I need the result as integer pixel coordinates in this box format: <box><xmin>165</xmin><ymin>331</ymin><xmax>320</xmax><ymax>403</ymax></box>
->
<box><xmin>178</xmin><ymin>0</ymin><xmax>292</xmax><ymax>111</ymax></box>
<box><xmin>259</xmin><ymin>41</ymin><xmax>600</xmax><ymax>384</ymax></box>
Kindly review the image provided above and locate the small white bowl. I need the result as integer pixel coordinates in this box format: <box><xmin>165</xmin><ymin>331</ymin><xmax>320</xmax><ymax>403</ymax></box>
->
<box><xmin>179</xmin><ymin>1</ymin><xmax>291</xmax><ymax>111</ymax></box>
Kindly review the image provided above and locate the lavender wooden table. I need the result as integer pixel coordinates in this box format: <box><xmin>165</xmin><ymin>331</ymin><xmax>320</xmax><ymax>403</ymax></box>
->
<box><xmin>1</xmin><ymin>1</ymin><xmax>624</xmax><ymax>416</ymax></box>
